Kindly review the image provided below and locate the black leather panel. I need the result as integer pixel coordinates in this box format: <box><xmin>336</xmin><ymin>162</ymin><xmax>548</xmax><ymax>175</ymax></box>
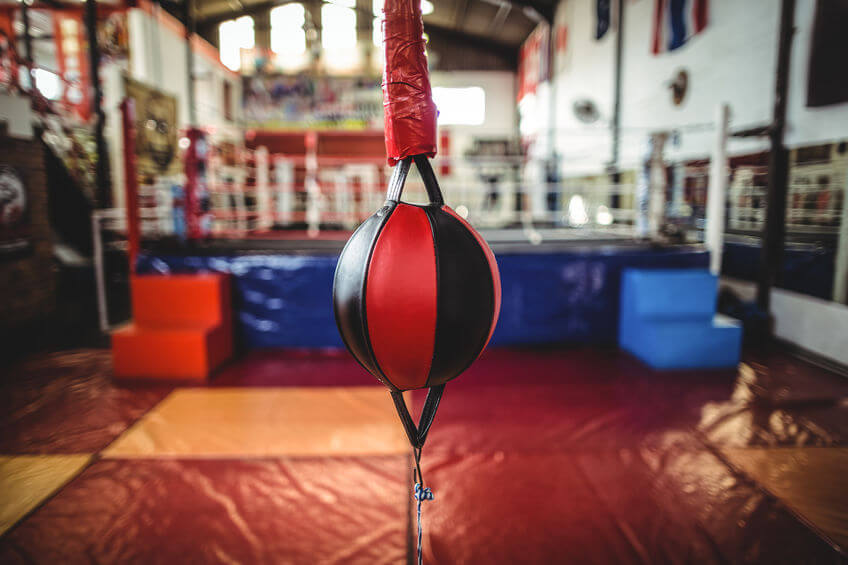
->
<box><xmin>333</xmin><ymin>202</ymin><xmax>397</xmax><ymax>389</ymax></box>
<box><xmin>424</xmin><ymin>207</ymin><xmax>495</xmax><ymax>386</ymax></box>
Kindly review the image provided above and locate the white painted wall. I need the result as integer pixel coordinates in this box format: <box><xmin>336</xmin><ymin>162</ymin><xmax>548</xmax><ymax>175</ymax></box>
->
<box><xmin>722</xmin><ymin>277</ymin><xmax>848</xmax><ymax>367</ymax></box>
<box><xmin>125</xmin><ymin>9</ymin><xmax>241</xmax><ymax>132</ymax></box>
<box><xmin>0</xmin><ymin>92</ymin><xmax>34</xmax><ymax>139</ymax></box>
<box><xmin>533</xmin><ymin>0</ymin><xmax>848</xmax><ymax>175</ymax></box>
<box><xmin>105</xmin><ymin>8</ymin><xmax>242</xmax><ymax>206</ymax></box>
<box><xmin>430</xmin><ymin>70</ymin><xmax>518</xmax><ymax>159</ymax></box>
<box><xmin>551</xmin><ymin>0</ymin><xmax>615</xmax><ymax>175</ymax></box>
<box><xmin>785</xmin><ymin>0</ymin><xmax>848</xmax><ymax>147</ymax></box>
<box><xmin>428</xmin><ymin>71</ymin><xmax>518</xmax><ymax>209</ymax></box>
<box><xmin>616</xmin><ymin>0</ymin><xmax>778</xmax><ymax>167</ymax></box>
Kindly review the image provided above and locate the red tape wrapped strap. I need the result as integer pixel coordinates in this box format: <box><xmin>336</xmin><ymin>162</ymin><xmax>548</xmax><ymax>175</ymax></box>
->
<box><xmin>382</xmin><ymin>0</ymin><xmax>438</xmax><ymax>165</ymax></box>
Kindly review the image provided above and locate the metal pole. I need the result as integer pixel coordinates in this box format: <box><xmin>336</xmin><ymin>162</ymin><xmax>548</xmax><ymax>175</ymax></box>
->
<box><xmin>609</xmin><ymin>0</ymin><xmax>624</xmax><ymax>207</ymax></box>
<box><xmin>647</xmin><ymin>132</ymin><xmax>667</xmax><ymax>239</ymax></box>
<box><xmin>635</xmin><ymin>132</ymin><xmax>667</xmax><ymax>240</ymax></box>
<box><xmin>85</xmin><ymin>0</ymin><xmax>112</xmax><ymax>207</ymax></box>
<box><xmin>183</xmin><ymin>0</ymin><xmax>196</xmax><ymax>125</ymax></box>
<box><xmin>705</xmin><ymin>103</ymin><xmax>730</xmax><ymax>275</ymax></box>
<box><xmin>92</xmin><ymin>211</ymin><xmax>110</xmax><ymax>332</ymax></box>
<box><xmin>833</xmin><ymin>171</ymin><xmax>848</xmax><ymax>304</ymax></box>
<box><xmin>20</xmin><ymin>0</ymin><xmax>34</xmax><ymax>93</ymax></box>
<box><xmin>20</xmin><ymin>0</ymin><xmax>33</xmax><ymax>63</ymax></box>
<box><xmin>757</xmin><ymin>0</ymin><xmax>795</xmax><ymax>311</ymax></box>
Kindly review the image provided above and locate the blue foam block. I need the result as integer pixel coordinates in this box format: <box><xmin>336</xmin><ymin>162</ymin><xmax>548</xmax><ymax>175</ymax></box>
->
<box><xmin>621</xmin><ymin>269</ymin><xmax>717</xmax><ymax>321</ymax></box>
<box><xmin>619</xmin><ymin>268</ymin><xmax>742</xmax><ymax>370</ymax></box>
<box><xmin>620</xmin><ymin>315</ymin><xmax>742</xmax><ymax>369</ymax></box>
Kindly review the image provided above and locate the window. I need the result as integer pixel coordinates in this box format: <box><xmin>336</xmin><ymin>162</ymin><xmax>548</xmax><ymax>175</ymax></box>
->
<box><xmin>431</xmin><ymin>87</ymin><xmax>486</xmax><ymax>126</ymax></box>
<box><xmin>373</xmin><ymin>0</ymin><xmax>383</xmax><ymax>46</ymax></box>
<box><xmin>322</xmin><ymin>1</ymin><xmax>358</xmax><ymax>70</ymax></box>
<box><xmin>271</xmin><ymin>4</ymin><xmax>306</xmax><ymax>57</ymax></box>
<box><xmin>33</xmin><ymin>69</ymin><xmax>63</xmax><ymax>101</ymax></box>
<box><xmin>219</xmin><ymin>15</ymin><xmax>255</xmax><ymax>71</ymax></box>
<box><xmin>373</xmin><ymin>17</ymin><xmax>381</xmax><ymax>47</ymax></box>
<box><xmin>321</xmin><ymin>2</ymin><xmax>357</xmax><ymax>50</ymax></box>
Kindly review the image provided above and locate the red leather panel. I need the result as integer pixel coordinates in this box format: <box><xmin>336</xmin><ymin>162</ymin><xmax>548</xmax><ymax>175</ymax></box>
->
<box><xmin>366</xmin><ymin>204</ymin><xmax>437</xmax><ymax>390</ymax></box>
<box><xmin>442</xmin><ymin>205</ymin><xmax>501</xmax><ymax>347</ymax></box>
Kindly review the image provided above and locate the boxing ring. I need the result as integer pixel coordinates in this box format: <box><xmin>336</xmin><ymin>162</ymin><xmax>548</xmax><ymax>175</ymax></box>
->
<box><xmin>94</xmin><ymin>100</ymin><xmax>841</xmax><ymax>345</ymax></box>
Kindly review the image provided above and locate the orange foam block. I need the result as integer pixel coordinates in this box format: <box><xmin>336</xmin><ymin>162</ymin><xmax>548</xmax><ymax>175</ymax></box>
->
<box><xmin>112</xmin><ymin>274</ymin><xmax>233</xmax><ymax>381</ymax></box>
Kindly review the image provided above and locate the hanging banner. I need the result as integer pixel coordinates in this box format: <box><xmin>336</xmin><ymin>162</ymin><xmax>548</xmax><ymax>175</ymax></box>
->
<box><xmin>596</xmin><ymin>0</ymin><xmax>612</xmax><ymax>40</ymax></box>
<box><xmin>97</xmin><ymin>10</ymin><xmax>130</xmax><ymax>62</ymax></box>
<box><xmin>53</xmin><ymin>11</ymin><xmax>91</xmax><ymax>121</ymax></box>
<box><xmin>0</xmin><ymin>17</ymin><xmax>17</xmax><ymax>92</ymax></box>
<box><xmin>517</xmin><ymin>22</ymin><xmax>550</xmax><ymax>102</ymax></box>
<box><xmin>806</xmin><ymin>0</ymin><xmax>848</xmax><ymax>107</ymax></box>
<box><xmin>242</xmin><ymin>73</ymin><xmax>383</xmax><ymax>130</ymax></box>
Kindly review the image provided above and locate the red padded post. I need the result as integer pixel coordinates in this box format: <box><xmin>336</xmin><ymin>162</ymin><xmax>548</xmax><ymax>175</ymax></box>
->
<box><xmin>381</xmin><ymin>0</ymin><xmax>438</xmax><ymax>164</ymax></box>
<box><xmin>120</xmin><ymin>98</ymin><xmax>140</xmax><ymax>274</ymax></box>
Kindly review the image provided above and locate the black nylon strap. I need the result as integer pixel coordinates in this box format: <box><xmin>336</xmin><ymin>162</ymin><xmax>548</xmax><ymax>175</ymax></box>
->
<box><xmin>389</xmin><ymin>384</ymin><xmax>446</xmax><ymax>449</ymax></box>
<box><xmin>385</xmin><ymin>155</ymin><xmax>444</xmax><ymax>205</ymax></box>
<box><xmin>413</xmin><ymin>155</ymin><xmax>445</xmax><ymax>205</ymax></box>
<box><xmin>386</xmin><ymin>157</ymin><xmax>411</xmax><ymax>202</ymax></box>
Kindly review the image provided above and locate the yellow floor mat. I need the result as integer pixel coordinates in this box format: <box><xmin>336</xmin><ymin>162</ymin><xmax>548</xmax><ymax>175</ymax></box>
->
<box><xmin>103</xmin><ymin>387</ymin><xmax>411</xmax><ymax>458</ymax></box>
<box><xmin>0</xmin><ymin>455</ymin><xmax>90</xmax><ymax>535</ymax></box>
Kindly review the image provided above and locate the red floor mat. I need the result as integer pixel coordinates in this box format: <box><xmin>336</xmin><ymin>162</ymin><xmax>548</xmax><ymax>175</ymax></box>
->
<box><xmin>413</xmin><ymin>383</ymin><xmax>706</xmax><ymax>454</ymax></box>
<box><xmin>2</xmin><ymin>346</ymin><xmax>846</xmax><ymax>563</ymax></box>
<box><xmin>420</xmin><ymin>450</ymin><xmax>841</xmax><ymax>564</ymax></box>
<box><xmin>414</xmin><ymin>347</ymin><xmax>848</xmax><ymax>451</ymax></box>
<box><xmin>212</xmin><ymin>349</ymin><xmax>377</xmax><ymax>388</ymax></box>
<box><xmin>0</xmin><ymin>457</ymin><xmax>409</xmax><ymax>564</ymax></box>
<box><xmin>0</xmin><ymin>350</ymin><xmax>172</xmax><ymax>454</ymax></box>
<box><xmin>577</xmin><ymin>448</ymin><xmax>842</xmax><ymax>563</ymax></box>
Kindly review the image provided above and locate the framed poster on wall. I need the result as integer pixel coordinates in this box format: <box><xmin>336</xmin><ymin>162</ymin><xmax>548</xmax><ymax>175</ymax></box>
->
<box><xmin>124</xmin><ymin>76</ymin><xmax>181</xmax><ymax>178</ymax></box>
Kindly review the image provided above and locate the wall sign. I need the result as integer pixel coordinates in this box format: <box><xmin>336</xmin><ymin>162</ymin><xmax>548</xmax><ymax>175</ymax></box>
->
<box><xmin>0</xmin><ymin>165</ymin><xmax>32</xmax><ymax>258</ymax></box>
<box><xmin>670</xmin><ymin>69</ymin><xmax>688</xmax><ymax>106</ymax></box>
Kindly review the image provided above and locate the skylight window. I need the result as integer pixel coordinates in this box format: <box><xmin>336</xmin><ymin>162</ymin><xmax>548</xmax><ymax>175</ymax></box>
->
<box><xmin>219</xmin><ymin>16</ymin><xmax>255</xmax><ymax>71</ymax></box>
<box><xmin>271</xmin><ymin>4</ymin><xmax>306</xmax><ymax>56</ymax></box>
<box><xmin>321</xmin><ymin>2</ymin><xmax>357</xmax><ymax>50</ymax></box>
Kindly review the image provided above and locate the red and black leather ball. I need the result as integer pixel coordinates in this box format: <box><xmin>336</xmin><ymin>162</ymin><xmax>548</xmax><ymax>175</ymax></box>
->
<box><xmin>333</xmin><ymin>201</ymin><xmax>501</xmax><ymax>391</ymax></box>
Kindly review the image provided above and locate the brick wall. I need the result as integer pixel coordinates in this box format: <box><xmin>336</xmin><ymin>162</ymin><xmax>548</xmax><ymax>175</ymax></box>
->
<box><xmin>0</xmin><ymin>134</ymin><xmax>56</xmax><ymax>339</ymax></box>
